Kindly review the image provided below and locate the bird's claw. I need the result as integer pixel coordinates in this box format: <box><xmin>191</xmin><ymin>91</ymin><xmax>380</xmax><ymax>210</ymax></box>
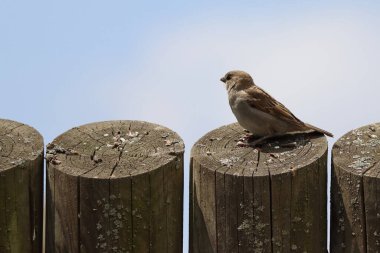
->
<box><xmin>239</xmin><ymin>133</ymin><xmax>254</xmax><ymax>142</ymax></box>
<box><xmin>236</xmin><ymin>140</ymin><xmax>249</xmax><ymax>147</ymax></box>
<box><xmin>236</xmin><ymin>139</ymin><xmax>261</xmax><ymax>148</ymax></box>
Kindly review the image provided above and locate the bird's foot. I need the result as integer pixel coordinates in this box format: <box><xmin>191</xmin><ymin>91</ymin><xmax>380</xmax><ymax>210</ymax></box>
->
<box><xmin>239</xmin><ymin>133</ymin><xmax>255</xmax><ymax>142</ymax></box>
<box><xmin>236</xmin><ymin>140</ymin><xmax>249</xmax><ymax>147</ymax></box>
<box><xmin>236</xmin><ymin>141</ymin><xmax>262</xmax><ymax>151</ymax></box>
<box><xmin>236</xmin><ymin>135</ymin><xmax>266</xmax><ymax>150</ymax></box>
<box><xmin>237</xmin><ymin>134</ymin><xmax>254</xmax><ymax>147</ymax></box>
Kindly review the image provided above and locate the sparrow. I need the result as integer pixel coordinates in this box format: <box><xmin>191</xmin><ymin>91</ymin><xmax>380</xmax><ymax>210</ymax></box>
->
<box><xmin>220</xmin><ymin>70</ymin><xmax>333</xmax><ymax>146</ymax></box>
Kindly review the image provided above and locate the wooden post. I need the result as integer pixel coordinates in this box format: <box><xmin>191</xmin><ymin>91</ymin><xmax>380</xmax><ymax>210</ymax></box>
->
<box><xmin>190</xmin><ymin>123</ymin><xmax>328</xmax><ymax>252</ymax></box>
<box><xmin>331</xmin><ymin>123</ymin><xmax>380</xmax><ymax>252</ymax></box>
<box><xmin>0</xmin><ymin>119</ymin><xmax>44</xmax><ymax>253</ymax></box>
<box><xmin>45</xmin><ymin>120</ymin><xmax>184</xmax><ymax>253</ymax></box>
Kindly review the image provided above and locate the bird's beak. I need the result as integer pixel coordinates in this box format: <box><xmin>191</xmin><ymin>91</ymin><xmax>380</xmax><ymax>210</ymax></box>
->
<box><xmin>220</xmin><ymin>76</ymin><xmax>226</xmax><ymax>83</ymax></box>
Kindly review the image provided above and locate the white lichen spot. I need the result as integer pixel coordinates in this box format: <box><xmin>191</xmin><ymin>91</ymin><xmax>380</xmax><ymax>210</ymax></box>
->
<box><xmin>367</xmin><ymin>139</ymin><xmax>380</xmax><ymax>147</ymax></box>
<box><xmin>114</xmin><ymin>220</ymin><xmax>123</xmax><ymax>228</ymax></box>
<box><xmin>238</xmin><ymin>220</ymin><xmax>251</xmax><ymax>231</ymax></box>
<box><xmin>257</xmin><ymin>206</ymin><xmax>264</xmax><ymax>212</ymax></box>
<box><xmin>110</xmin><ymin>208</ymin><xmax>117</xmax><ymax>216</ymax></box>
<box><xmin>220</xmin><ymin>156</ymin><xmax>240</xmax><ymax>167</ymax></box>
<box><xmin>127</xmin><ymin>131</ymin><xmax>139</xmax><ymax>137</ymax></box>
<box><xmin>292</xmin><ymin>217</ymin><xmax>302</xmax><ymax>222</ymax></box>
<box><xmin>348</xmin><ymin>156</ymin><xmax>374</xmax><ymax>170</ymax></box>
<box><xmin>282</xmin><ymin>230</ymin><xmax>289</xmax><ymax>235</ymax></box>
<box><xmin>10</xmin><ymin>158</ymin><xmax>24</xmax><ymax>165</ymax></box>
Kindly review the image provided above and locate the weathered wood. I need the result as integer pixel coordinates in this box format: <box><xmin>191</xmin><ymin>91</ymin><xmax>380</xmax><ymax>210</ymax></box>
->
<box><xmin>45</xmin><ymin>120</ymin><xmax>184</xmax><ymax>253</ymax></box>
<box><xmin>165</xmin><ymin>156</ymin><xmax>184</xmax><ymax>252</ymax></box>
<box><xmin>0</xmin><ymin>119</ymin><xmax>44</xmax><ymax>253</ymax></box>
<box><xmin>331</xmin><ymin>123</ymin><xmax>380</xmax><ymax>252</ymax></box>
<box><xmin>190</xmin><ymin>122</ymin><xmax>328</xmax><ymax>252</ymax></box>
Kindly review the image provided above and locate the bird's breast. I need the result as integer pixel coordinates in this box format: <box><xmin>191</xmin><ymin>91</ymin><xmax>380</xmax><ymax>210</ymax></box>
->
<box><xmin>228</xmin><ymin>91</ymin><xmax>290</xmax><ymax>136</ymax></box>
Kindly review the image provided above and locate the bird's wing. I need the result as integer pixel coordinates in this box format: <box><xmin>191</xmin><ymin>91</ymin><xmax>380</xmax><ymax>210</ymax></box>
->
<box><xmin>245</xmin><ymin>86</ymin><xmax>306</xmax><ymax>127</ymax></box>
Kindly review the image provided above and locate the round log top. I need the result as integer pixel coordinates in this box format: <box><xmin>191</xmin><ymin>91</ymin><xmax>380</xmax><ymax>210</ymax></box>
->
<box><xmin>0</xmin><ymin>119</ymin><xmax>44</xmax><ymax>172</ymax></box>
<box><xmin>332</xmin><ymin>123</ymin><xmax>380</xmax><ymax>176</ymax></box>
<box><xmin>46</xmin><ymin>120</ymin><xmax>184</xmax><ymax>178</ymax></box>
<box><xmin>191</xmin><ymin>123</ymin><xmax>327</xmax><ymax>176</ymax></box>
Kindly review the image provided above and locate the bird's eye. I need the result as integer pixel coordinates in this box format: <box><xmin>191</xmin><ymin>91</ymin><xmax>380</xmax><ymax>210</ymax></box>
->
<box><xmin>226</xmin><ymin>75</ymin><xmax>231</xmax><ymax>80</ymax></box>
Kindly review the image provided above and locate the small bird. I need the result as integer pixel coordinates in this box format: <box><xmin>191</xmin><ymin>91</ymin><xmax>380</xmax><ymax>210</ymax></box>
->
<box><xmin>220</xmin><ymin>70</ymin><xmax>333</xmax><ymax>146</ymax></box>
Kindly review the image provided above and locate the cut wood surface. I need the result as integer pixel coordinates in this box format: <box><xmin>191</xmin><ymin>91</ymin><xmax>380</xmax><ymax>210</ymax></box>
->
<box><xmin>0</xmin><ymin>119</ymin><xmax>44</xmax><ymax>253</ymax></box>
<box><xmin>331</xmin><ymin>123</ymin><xmax>380</xmax><ymax>253</ymax></box>
<box><xmin>46</xmin><ymin>120</ymin><xmax>184</xmax><ymax>253</ymax></box>
<box><xmin>190</xmin><ymin>122</ymin><xmax>328</xmax><ymax>253</ymax></box>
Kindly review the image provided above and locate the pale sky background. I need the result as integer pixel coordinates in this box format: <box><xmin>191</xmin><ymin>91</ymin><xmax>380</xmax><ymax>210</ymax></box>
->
<box><xmin>1</xmin><ymin>1</ymin><xmax>380</xmax><ymax>251</ymax></box>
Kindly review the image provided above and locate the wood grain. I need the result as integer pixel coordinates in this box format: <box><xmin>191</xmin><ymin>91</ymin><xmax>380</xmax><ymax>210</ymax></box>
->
<box><xmin>331</xmin><ymin>123</ymin><xmax>380</xmax><ymax>253</ymax></box>
<box><xmin>190</xmin><ymin>122</ymin><xmax>328</xmax><ymax>253</ymax></box>
<box><xmin>0</xmin><ymin>119</ymin><xmax>44</xmax><ymax>253</ymax></box>
<box><xmin>45</xmin><ymin>120</ymin><xmax>184</xmax><ymax>253</ymax></box>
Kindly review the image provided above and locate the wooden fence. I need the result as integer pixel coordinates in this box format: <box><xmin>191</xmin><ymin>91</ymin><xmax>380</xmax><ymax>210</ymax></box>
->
<box><xmin>45</xmin><ymin>120</ymin><xmax>184</xmax><ymax>253</ymax></box>
<box><xmin>1</xmin><ymin>119</ymin><xmax>379</xmax><ymax>252</ymax></box>
<box><xmin>0</xmin><ymin>119</ymin><xmax>43</xmax><ymax>253</ymax></box>
<box><xmin>190</xmin><ymin>123</ymin><xmax>328</xmax><ymax>252</ymax></box>
<box><xmin>331</xmin><ymin>123</ymin><xmax>380</xmax><ymax>252</ymax></box>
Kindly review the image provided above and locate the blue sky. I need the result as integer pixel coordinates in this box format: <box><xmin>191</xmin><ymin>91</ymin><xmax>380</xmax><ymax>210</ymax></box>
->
<box><xmin>2</xmin><ymin>1</ymin><xmax>380</xmax><ymax>251</ymax></box>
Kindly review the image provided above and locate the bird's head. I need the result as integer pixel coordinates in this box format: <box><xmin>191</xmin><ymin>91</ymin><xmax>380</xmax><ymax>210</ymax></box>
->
<box><xmin>220</xmin><ymin>70</ymin><xmax>254</xmax><ymax>91</ymax></box>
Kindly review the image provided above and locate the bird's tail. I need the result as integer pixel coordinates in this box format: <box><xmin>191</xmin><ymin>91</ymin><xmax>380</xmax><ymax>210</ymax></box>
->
<box><xmin>305</xmin><ymin>123</ymin><xmax>334</xmax><ymax>137</ymax></box>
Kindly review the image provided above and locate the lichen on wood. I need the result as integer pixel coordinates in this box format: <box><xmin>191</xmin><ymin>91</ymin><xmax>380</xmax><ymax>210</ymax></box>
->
<box><xmin>331</xmin><ymin>123</ymin><xmax>380</xmax><ymax>253</ymax></box>
<box><xmin>46</xmin><ymin>120</ymin><xmax>184</xmax><ymax>253</ymax></box>
<box><xmin>190</xmin><ymin>122</ymin><xmax>328</xmax><ymax>253</ymax></box>
<box><xmin>0</xmin><ymin>119</ymin><xmax>44</xmax><ymax>253</ymax></box>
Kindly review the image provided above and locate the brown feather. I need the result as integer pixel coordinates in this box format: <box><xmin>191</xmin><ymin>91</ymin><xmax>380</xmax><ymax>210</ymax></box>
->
<box><xmin>304</xmin><ymin>123</ymin><xmax>334</xmax><ymax>137</ymax></box>
<box><xmin>221</xmin><ymin>70</ymin><xmax>333</xmax><ymax>138</ymax></box>
<box><xmin>245</xmin><ymin>85</ymin><xmax>306</xmax><ymax>129</ymax></box>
